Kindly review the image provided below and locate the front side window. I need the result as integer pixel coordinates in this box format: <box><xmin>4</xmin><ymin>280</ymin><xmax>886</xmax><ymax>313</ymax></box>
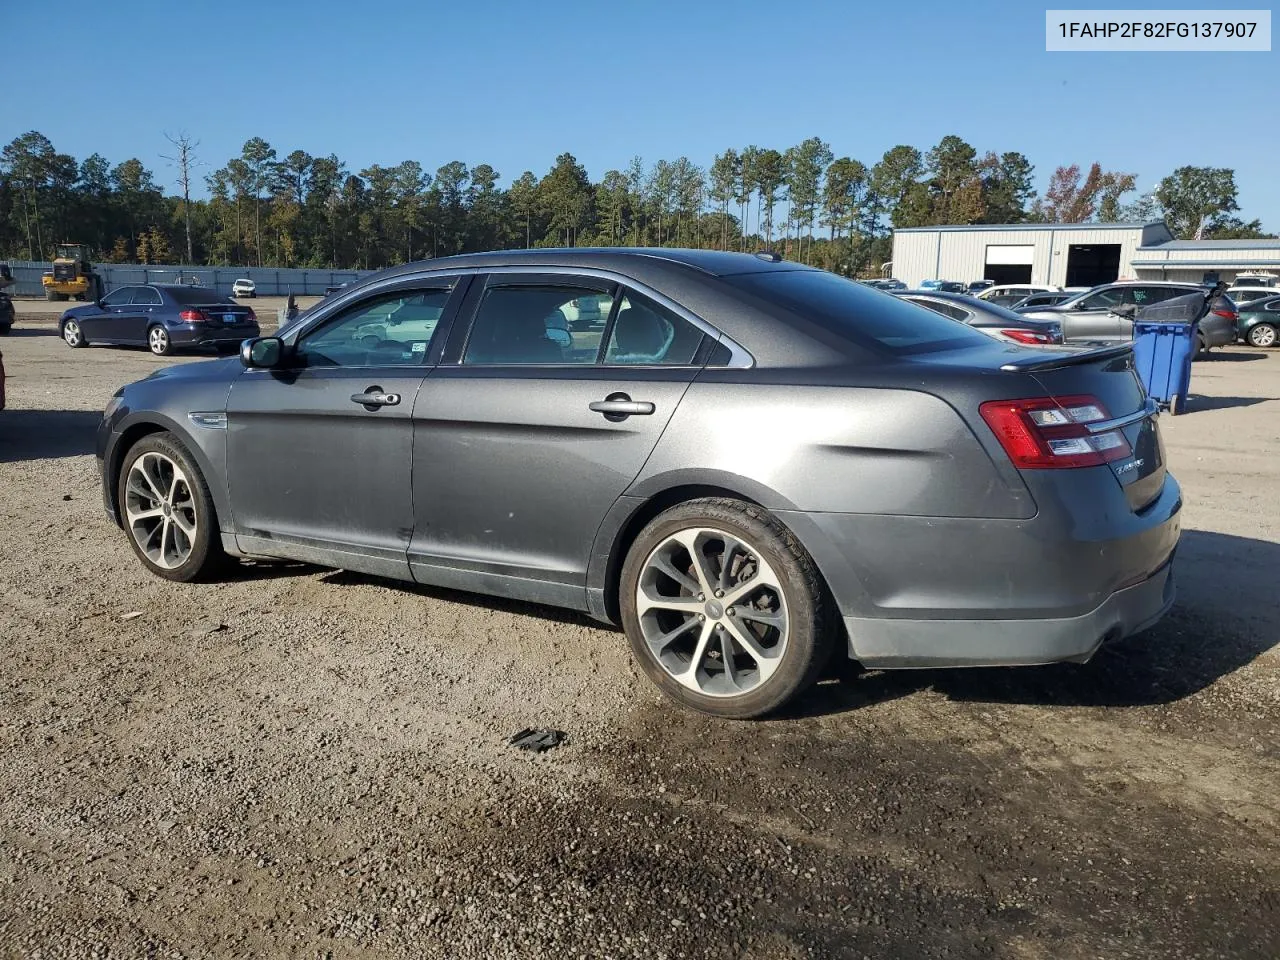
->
<box><xmin>1078</xmin><ymin>287</ymin><xmax>1129</xmax><ymax>311</ymax></box>
<box><xmin>101</xmin><ymin>287</ymin><xmax>135</xmax><ymax>307</ymax></box>
<box><xmin>463</xmin><ymin>284</ymin><xmax>613</xmax><ymax>365</ymax></box>
<box><xmin>295</xmin><ymin>287</ymin><xmax>451</xmax><ymax>367</ymax></box>
<box><xmin>133</xmin><ymin>287</ymin><xmax>163</xmax><ymax>306</ymax></box>
<box><xmin>604</xmin><ymin>291</ymin><xmax>705</xmax><ymax>365</ymax></box>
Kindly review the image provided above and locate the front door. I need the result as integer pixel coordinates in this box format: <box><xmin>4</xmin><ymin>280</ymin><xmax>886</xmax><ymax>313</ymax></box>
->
<box><xmin>409</xmin><ymin>277</ymin><xmax>710</xmax><ymax>607</ymax></box>
<box><xmin>1064</xmin><ymin>286</ymin><xmax>1132</xmax><ymax>341</ymax></box>
<box><xmin>84</xmin><ymin>286</ymin><xmax>139</xmax><ymax>342</ymax></box>
<box><xmin>224</xmin><ymin>281</ymin><xmax>461</xmax><ymax>580</ymax></box>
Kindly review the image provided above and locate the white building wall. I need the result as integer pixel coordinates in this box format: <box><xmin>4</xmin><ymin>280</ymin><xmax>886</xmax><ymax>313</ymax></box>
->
<box><xmin>892</xmin><ymin>226</ymin><xmax>1149</xmax><ymax>287</ymax></box>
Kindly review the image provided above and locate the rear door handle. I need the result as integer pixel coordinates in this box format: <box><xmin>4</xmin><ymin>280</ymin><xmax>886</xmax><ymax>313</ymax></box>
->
<box><xmin>589</xmin><ymin>395</ymin><xmax>655</xmax><ymax>420</ymax></box>
<box><xmin>351</xmin><ymin>389</ymin><xmax>401</xmax><ymax>408</ymax></box>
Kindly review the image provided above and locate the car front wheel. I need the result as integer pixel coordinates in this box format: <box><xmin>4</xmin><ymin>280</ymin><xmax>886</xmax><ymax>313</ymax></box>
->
<box><xmin>1247</xmin><ymin>322</ymin><xmax>1277</xmax><ymax>348</ymax></box>
<box><xmin>619</xmin><ymin>498</ymin><xmax>834</xmax><ymax>719</ymax></box>
<box><xmin>118</xmin><ymin>433</ymin><xmax>224</xmax><ymax>582</ymax></box>
<box><xmin>62</xmin><ymin>319</ymin><xmax>86</xmax><ymax>348</ymax></box>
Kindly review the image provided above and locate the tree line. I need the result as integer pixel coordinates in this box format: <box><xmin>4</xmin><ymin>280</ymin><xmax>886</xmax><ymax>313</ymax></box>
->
<box><xmin>0</xmin><ymin>129</ymin><xmax>1271</xmax><ymax>275</ymax></box>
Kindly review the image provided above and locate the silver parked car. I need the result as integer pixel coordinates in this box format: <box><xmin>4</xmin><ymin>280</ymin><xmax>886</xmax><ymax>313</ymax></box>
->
<box><xmin>1019</xmin><ymin>281</ymin><xmax>1238</xmax><ymax>352</ymax></box>
<box><xmin>97</xmin><ymin>250</ymin><xmax>1180</xmax><ymax>718</ymax></box>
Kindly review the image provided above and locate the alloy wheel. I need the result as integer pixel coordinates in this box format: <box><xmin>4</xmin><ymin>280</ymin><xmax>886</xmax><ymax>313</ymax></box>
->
<box><xmin>124</xmin><ymin>451</ymin><xmax>198</xmax><ymax>569</ymax></box>
<box><xmin>148</xmin><ymin>327</ymin><xmax>169</xmax><ymax>355</ymax></box>
<box><xmin>1249</xmin><ymin>324</ymin><xmax>1277</xmax><ymax>348</ymax></box>
<box><xmin>63</xmin><ymin>321</ymin><xmax>81</xmax><ymax>347</ymax></box>
<box><xmin>635</xmin><ymin>527</ymin><xmax>789</xmax><ymax>697</ymax></box>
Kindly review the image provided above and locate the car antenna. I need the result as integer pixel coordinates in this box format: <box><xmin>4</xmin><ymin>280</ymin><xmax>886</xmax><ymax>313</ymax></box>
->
<box><xmin>755</xmin><ymin>250</ymin><xmax>783</xmax><ymax>263</ymax></box>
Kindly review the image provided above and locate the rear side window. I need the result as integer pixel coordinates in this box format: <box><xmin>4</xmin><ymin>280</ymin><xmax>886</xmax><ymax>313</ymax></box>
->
<box><xmin>904</xmin><ymin>297</ymin><xmax>969</xmax><ymax>322</ymax></box>
<box><xmin>167</xmin><ymin>287</ymin><xmax>236</xmax><ymax>306</ymax></box>
<box><xmin>727</xmin><ymin>271</ymin><xmax>990</xmax><ymax>354</ymax></box>
<box><xmin>132</xmin><ymin>287</ymin><xmax>162</xmax><ymax>306</ymax></box>
<box><xmin>604</xmin><ymin>291</ymin><xmax>705</xmax><ymax>365</ymax></box>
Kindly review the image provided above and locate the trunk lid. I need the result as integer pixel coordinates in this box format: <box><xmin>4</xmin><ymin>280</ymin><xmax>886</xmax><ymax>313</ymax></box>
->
<box><xmin>1002</xmin><ymin>345</ymin><xmax>1166</xmax><ymax>511</ymax></box>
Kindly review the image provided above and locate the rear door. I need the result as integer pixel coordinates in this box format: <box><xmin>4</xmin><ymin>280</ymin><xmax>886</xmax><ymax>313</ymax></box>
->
<box><xmin>225</xmin><ymin>278</ymin><xmax>463</xmax><ymax>579</ymax></box>
<box><xmin>408</xmin><ymin>274</ymin><xmax>709</xmax><ymax>605</ymax></box>
<box><xmin>126</xmin><ymin>286</ymin><xmax>164</xmax><ymax>342</ymax></box>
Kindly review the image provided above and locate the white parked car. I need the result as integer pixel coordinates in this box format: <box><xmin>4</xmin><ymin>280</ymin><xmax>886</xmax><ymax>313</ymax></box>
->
<box><xmin>232</xmin><ymin>278</ymin><xmax>257</xmax><ymax>299</ymax></box>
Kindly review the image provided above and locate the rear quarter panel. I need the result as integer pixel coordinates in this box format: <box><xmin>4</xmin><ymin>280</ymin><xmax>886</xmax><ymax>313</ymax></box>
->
<box><xmin>628</xmin><ymin>377</ymin><xmax>1034</xmax><ymax>520</ymax></box>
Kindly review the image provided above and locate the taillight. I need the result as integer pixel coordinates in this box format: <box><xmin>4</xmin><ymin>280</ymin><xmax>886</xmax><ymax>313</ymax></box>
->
<box><xmin>246</xmin><ymin>308</ymin><xmax>257</xmax><ymax>321</ymax></box>
<box><xmin>979</xmin><ymin>394</ymin><xmax>1132</xmax><ymax>469</ymax></box>
<box><xmin>1000</xmin><ymin>328</ymin><xmax>1054</xmax><ymax>345</ymax></box>
<box><xmin>180</xmin><ymin>309</ymin><xmax>208</xmax><ymax>323</ymax></box>
<box><xmin>1212</xmin><ymin>308</ymin><xmax>1237</xmax><ymax>320</ymax></box>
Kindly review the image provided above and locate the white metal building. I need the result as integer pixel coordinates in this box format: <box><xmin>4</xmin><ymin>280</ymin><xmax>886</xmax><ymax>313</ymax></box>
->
<box><xmin>890</xmin><ymin>221</ymin><xmax>1280</xmax><ymax>289</ymax></box>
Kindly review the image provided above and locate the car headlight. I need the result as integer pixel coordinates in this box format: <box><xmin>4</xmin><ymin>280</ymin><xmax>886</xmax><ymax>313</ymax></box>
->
<box><xmin>103</xmin><ymin>391</ymin><xmax>124</xmax><ymax>421</ymax></box>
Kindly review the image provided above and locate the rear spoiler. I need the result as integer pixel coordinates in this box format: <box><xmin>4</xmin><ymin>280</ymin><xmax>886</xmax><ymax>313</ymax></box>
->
<box><xmin>998</xmin><ymin>342</ymin><xmax>1133</xmax><ymax>373</ymax></box>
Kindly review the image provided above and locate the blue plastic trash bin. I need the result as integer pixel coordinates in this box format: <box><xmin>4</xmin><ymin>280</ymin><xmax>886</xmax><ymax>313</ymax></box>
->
<box><xmin>1131</xmin><ymin>320</ymin><xmax>1197</xmax><ymax>415</ymax></box>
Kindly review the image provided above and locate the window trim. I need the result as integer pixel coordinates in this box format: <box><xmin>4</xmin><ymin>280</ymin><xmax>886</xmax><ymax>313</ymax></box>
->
<box><xmin>283</xmin><ymin>277</ymin><xmax>468</xmax><ymax>371</ymax></box>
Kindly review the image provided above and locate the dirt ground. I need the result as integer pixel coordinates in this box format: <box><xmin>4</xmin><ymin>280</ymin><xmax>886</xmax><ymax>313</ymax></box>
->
<box><xmin>1</xmin><ymin>318</ymin><xmax>1277</xmax><ymax>959</ymax></box>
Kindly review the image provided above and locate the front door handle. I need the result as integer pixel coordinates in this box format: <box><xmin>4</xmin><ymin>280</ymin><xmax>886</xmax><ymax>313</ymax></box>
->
<box><xmin>351</xmin><ymin>388</ymin><xmax>401</xmax><ymax>408</ymax></box>
<box><xmin>589</xmin><ymin>393</ymin><xmax>655</xmax><ymax>421</ymax></box>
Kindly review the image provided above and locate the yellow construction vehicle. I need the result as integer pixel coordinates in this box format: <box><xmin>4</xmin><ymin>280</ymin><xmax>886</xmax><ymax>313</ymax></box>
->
<box><xmin>41</xmin><ymin>243</ymin><xmax>100</xmax><ymax>301</ymax></box>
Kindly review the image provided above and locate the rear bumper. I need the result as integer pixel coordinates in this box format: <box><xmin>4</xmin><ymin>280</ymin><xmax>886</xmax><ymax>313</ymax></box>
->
<box><xmin>778</xmin><ymin>468</ymin><xmax>1182</xmax><ymax>669</ymax></box>
<box><xmin>842</xmin><ymin>559</ymin><xmax>1174</xmax><ymax>668</ymax></box>
<box><xmin>169</xmin><ymin>324</ymin><xmax>260</xmax><ymax>347</ymax></box>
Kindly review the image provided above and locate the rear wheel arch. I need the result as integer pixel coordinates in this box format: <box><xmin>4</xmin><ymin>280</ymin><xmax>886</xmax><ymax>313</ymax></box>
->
<box><xmin>599</xmin><ymin>483</ymin><xmax>789</xmax><ymax>626</ymax></box>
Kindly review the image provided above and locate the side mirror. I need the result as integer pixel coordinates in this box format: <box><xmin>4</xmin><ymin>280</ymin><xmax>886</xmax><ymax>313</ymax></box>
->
<box><xmin>241</xmin><ymin>336</ymin><xmax>283</xmax><ymax>368</ymax></box>
<box><xmin>1113</xmin><ymin>304</ymin><xmax>1137</xmax><ymax>320</ymax></box>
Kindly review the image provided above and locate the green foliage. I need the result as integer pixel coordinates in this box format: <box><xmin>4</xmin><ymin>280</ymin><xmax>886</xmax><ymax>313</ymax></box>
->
<box><xmin>0</xmin><ymin>131</ymin><xmax>1266</xmax><ymax>270</ymax></box>
<box><xmin>1155</xmin><ymin>166</ymin><xmax>1242</xmax><ymax>239</ymax></box>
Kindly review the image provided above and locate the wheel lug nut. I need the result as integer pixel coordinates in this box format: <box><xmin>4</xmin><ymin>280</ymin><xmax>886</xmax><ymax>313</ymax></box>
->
<box><xmin>714</xmin><ymin>590</ymin><xmax>724</xmax><ymax>598</ymax></box>
<box><xmin>727</xmin><ymin>607</ymin><xmax>736</xmax><ymax>617</ymax></box>
<box><xmin>697</xmin><ymin>593</ymin><xmax>705</xmax><ymax>601</ymax></box>
<box><xmin>698</xmin><ymin>614</ymin><xmax>705</xmax><ymax>622</ymax></box>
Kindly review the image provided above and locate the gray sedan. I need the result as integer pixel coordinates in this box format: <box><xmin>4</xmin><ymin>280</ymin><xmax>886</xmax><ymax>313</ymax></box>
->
<box><xmin>97</xmin><ymin>250</ymin><xmax>1180</xmax><ymax>718</ymax></box>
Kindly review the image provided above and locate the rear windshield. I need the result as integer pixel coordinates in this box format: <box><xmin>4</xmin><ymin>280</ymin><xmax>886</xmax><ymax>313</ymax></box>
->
<box><xmin>725</xmin><ymin>270</ymin><xmax>991</xmax><ymax>354</ymax></box>
<box><xmin>166</xmin><ymin>287</ymin><xmax>236</xmax><ymax>306</ymax></box>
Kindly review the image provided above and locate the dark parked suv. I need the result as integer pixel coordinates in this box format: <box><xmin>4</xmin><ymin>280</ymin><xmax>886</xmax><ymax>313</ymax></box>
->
<box><xmin>1019</xmin><ymin>282</ymin><xmax>1237</xmax><ymax>352</ymax></box>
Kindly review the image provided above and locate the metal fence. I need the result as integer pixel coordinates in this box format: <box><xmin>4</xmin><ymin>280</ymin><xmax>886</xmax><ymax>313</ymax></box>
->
<box><xmin>2</xmin><ymin>260</ymin><xmax>376</xmax><ymax>299</ymax></box>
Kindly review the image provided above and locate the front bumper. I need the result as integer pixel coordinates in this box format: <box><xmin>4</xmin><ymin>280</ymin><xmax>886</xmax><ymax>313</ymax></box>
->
<box><xmin>842</xmin><ymin>560</ymin><xmax>1174</xmax><ymax>668</ymax></box>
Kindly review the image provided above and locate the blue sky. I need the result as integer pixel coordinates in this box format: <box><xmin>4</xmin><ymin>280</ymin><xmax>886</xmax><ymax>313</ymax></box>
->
<box><xmin>6</xmin><ymin>0</ymin><xmax>1277</xmax><ymax>227</ymax></box>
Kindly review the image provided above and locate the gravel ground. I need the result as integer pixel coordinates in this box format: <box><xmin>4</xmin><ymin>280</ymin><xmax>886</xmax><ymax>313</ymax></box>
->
<box><xmin>1</xmin><ymin>321</ymin><xmax>1277</xmax><ymax>958</ymax></box>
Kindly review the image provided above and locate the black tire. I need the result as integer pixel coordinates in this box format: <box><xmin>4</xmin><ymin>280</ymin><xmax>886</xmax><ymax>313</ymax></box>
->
<box><xmin>619</xmin><ymin>497</ymin><xmax>834</xmax><ymax>719</ymax></box>
<box><xmin>0</xmin><ymin>324</ymin><xmax>10</xmax><ymax>337</ymax></box>
<box><xmin>45</xmin><ymin>289</ymin><xmax>58</xmax><ymax>301</ymax></box>
<box><xmin>1193</xmin><ymin>332</ymin><xmax>1206</xmax><ymax>360</ymax></box>
<box><xmin>118</xmin><ymin>432</ymin><xmax>225</xmax><ymax>583</ymax></box>
<box><xmin>147</xmin><ymin>325</ymin><xmax>172</xmax><ymax>356</ymax></box>
<box><xmin>1247</xmin><ymin>323</ymin><xmax>1277</xmax><ymax>348</ymax></box>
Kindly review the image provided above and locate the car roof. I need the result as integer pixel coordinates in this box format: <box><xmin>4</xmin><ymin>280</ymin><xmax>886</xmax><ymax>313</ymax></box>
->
<box><xmin>370</xmin><ymin>248</ymin><xmax>812</xmax><ymax>281</ymax></box>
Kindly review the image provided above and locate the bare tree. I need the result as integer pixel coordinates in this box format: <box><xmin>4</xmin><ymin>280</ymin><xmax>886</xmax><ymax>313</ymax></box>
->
<box><xmin>161</xmin><ymin>132</ymin><xmax>202</xmax><ymax>264</ymax></box>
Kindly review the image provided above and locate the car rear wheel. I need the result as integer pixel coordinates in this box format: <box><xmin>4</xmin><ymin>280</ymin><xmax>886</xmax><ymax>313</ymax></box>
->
<box><xmin>62</xmin><ymin>319</ymin><xmax>86</xmax><ymax>348</ymax></box>
<box><xmin>1247</xmin><ymin>323</ymin><xmax>1277</xmax><ymax>348</ymax></box>
<box><xmin>619</xmin><ymin>498</ymin><xmax>833</xmax><ymax>719</ymax></box>
<box><xmin>119</xmin><ymin>433</ymin><xmax>224</xmax><ymax>582</ymax></box>
<box><xmin>148</xmin><ymin>325</ymin><xmax>172</xmax><ymax>356</ymax></box>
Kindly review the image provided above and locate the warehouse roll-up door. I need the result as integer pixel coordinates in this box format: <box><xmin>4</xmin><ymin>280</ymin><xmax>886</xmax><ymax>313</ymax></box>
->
<box><xmin>984</xmin><ymin>245</ymin><xmax>1034</xmax><ymax>284</ymax></box>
